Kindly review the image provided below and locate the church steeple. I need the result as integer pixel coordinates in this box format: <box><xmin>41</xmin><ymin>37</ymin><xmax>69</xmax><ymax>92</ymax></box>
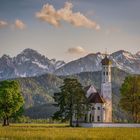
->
<box><xmin>101</xmin><ymin>54</ymin><xmax>112</xmax><ymax>122</ymax></box>
<box><xmin>101</xmin><ymin>55</ymin><xmax>111</xmax><ymax>83</ymax></box>
<box><xmin>101</xmin><ymin>55</ymin><xmax>111</xmax><ymax>66</ymax></box>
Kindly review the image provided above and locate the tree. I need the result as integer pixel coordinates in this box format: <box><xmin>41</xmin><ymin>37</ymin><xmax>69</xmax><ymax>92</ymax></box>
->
<box><xmin>53</xmin><ymin>78</ymin><xmax>87</xmax><ymax>127</ymax></box>
<box><xmin>0</xmin><ymin>80</ymin><xmax>24</xmax><ymax>126</ymax></box>
<box><xmin>119</xmin><ymin>76</ymin><xmax>140</xmax><ymax>123</ymax></box>
<box><xmin>11</xmin><ymin>106</ymin><xmax>24</xmax><ymax>122</ymax></box>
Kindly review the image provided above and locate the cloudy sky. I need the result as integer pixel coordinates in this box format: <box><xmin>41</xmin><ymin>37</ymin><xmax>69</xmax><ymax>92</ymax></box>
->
<box><xmin>0</xmin><ymin>0</ymin><xmax>140</xmax><ymax>61</ymax></box>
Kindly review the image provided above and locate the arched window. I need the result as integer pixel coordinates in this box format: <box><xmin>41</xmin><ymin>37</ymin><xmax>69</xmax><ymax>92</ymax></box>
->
<box><xmin>92</xmin><ymin>116</ymin><xmax>94</xmax><ymax>122</ymax></box>
<box><xmin>97</xmin><ymin>116</ymin><xmax>100</xmax><ymax>122</ymax></box>
<box><xmin>90</xmin><ymin>114</ymin><xmax>92</xmax><ymax>123</ymax></box>
<box><xmin>85</xmin><ymin>114</ymin><xmax>87</xmax><ymax>122</ymax></box>
<box><xmin>106</xmin><ymin>71</ymin><xmax>108</xmax><ymax>76</ymax></box>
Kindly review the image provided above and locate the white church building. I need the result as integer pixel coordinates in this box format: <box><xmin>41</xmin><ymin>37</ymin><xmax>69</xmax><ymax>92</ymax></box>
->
<box><xmin>73</xmin><ymin>55</ymin><xmax>112</xmax><ymax>124</ymax></box>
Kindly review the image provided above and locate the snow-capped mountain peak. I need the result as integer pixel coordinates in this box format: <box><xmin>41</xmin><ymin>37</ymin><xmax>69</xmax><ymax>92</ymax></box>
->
<box><xmin>0</xmin><ymin>48</ymin><xmax>65</xmax><ymax>80</ymax></box>
<box><xmin>55</xmin><ymin>50</ymin><xmax>140</xmax><ymax>75</ymax></box>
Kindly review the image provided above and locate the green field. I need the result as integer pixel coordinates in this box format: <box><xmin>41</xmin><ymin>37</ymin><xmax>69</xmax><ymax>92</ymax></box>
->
<box><xmin>0</xmin><ymin>124</ymin><xmax>139</xmax><ymax>140</ymax></box>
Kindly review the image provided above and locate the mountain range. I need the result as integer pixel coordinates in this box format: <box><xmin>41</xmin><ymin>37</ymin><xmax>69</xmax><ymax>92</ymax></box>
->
<box><xmin>55</xmin><ymin>50</ymin><xmax>140</xmax><ymax>75</ymax></box>
<box><xmin>0</xmin><ymin>48</ymin><xmax>140</xmax><ymax>80</ymax></box>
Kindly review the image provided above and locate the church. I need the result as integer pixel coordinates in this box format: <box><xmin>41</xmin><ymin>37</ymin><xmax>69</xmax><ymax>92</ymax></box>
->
<box><xmin>73</xmin><ymin>55</ymin><xmax>112</xmax><ymax>124</ymax></box>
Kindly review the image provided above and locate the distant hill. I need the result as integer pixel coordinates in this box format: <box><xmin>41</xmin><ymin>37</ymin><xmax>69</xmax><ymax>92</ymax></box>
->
<box><xmin>16</xmin><ymin>73</ymin><xmax>63</xmax><ymax>108</ymax></box>
<box><xmin>24</xmin><ymin>103</ymin><xmax>58</xmax><ymax>119</ymax></box>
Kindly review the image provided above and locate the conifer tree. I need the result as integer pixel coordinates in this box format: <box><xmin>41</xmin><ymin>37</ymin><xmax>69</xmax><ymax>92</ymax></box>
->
<box><xmin>53</xmin><ymin>78</ymin><xmax>88</xmax><ymax>126</ymax></box>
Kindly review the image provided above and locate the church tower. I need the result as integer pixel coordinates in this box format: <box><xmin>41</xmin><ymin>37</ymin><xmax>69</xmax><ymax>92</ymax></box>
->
<box><xmin>101</xmin><ymin>55</ymin><xmax>112</xmax><ymax>122</ymax></box>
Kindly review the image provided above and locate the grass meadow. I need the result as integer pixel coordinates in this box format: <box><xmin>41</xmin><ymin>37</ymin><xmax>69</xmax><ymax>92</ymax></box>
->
<box><xmin>0</xmin><ymin>124</ymin><xmax>139</xmax><ymax>140</ymax></box>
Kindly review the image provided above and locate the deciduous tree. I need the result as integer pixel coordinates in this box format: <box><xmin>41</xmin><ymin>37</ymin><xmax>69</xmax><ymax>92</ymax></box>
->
<box><xmin>120</xmin><ymin>76</ymin><xmax>140</xmax><ymax>123</ymax></box>
<box><xmin>0</xmin><ymin>80</ymin><xmax>24</xmax><ymax>126</ymax></box>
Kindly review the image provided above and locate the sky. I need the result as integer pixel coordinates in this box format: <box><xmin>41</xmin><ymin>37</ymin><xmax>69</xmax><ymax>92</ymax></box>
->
<box><xmin>0</xmin><ymin>0</ymin><xmax>140</xmax><ymax>62</ymax></box>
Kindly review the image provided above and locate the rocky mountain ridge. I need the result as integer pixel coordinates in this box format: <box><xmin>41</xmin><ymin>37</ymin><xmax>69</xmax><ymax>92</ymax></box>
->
<box><xmin>0</xmin><ymin>48</ymin><xmax>65</xmax><ymax>80</ymax></box>
<box><xmin>55</xmin><ymin>50</ymin><xmax>140</xmax><ymax>75</ymax></box>
<box><xmin>0</xmin><ymin>49</ymin><xmax>140</xmax><ymax>80</ymax></box>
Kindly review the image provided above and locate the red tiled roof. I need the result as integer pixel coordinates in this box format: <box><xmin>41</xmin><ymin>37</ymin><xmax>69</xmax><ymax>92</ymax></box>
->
<box><xmin>88</xmin><ymin>92</ymin><xmax>105</xmax><ymax>103</ymax></box>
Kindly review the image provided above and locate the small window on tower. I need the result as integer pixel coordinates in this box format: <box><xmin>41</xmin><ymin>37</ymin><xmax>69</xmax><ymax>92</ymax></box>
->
<box><xmin>106</xmin><ymin>72</ymin><xmax>108</xmax><ymax>75</ymax></box>
<box><xmin>97</xmin><ymin>116</ymin><xmax>100</xmax><ymax>122</ymax></box>
<box><xmin>98</xmin><ymin>107</ymin><xmax>100</xmax><ymax>110</ymax></box>
<box><xmin>103</xmin><ymin>72</ymin><xmax>105</xmax><ymax>75</ymax></box>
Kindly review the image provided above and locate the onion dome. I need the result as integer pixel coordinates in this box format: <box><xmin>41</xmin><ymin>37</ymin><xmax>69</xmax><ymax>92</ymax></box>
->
<box><xmin>101</xmin><ymin>55</ymin><xmax>111</xmax><ymax>65</ymax></box>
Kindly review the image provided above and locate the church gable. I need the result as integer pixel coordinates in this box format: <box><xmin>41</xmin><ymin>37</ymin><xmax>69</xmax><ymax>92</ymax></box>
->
<box><xmin>85</xmin><ymin>85</ymin><xmax>97</xmax><ymax>98</ymax></box>
<box><xmin>88</xmin><ymin>92</ymin><xmax>105</xmax><ymax>104</ymax></box>
<box><xmin>85</xmin><ymin>85</ymin><xmax>104</xmax><ymax>104</ymax></box>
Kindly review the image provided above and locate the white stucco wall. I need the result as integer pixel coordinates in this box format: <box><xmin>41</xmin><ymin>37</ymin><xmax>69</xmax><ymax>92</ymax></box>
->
<box><xmin>87</xmin><ymin>103</ymin><xmax>104</xmax><ymax>123</ymax></box>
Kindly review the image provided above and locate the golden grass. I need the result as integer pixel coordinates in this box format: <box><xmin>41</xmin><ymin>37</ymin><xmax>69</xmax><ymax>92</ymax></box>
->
<box><xmin>0</xmin><ymin>123</ymin><xmax>139</xmax><ymax>140</ymax></box>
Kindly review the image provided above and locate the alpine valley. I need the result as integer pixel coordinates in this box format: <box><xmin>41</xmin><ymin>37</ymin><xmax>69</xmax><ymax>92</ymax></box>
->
<box><xmin>1</xmin><ymin>48</ymin><xmax>140</xmax><ymax>121</ymax></box>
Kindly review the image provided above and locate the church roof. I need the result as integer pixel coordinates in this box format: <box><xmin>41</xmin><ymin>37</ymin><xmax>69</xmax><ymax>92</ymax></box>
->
<box><xmin>101</xmin><ymin>55</ymin><xmax>111</xmax><ymax>65</ymax></box>
<box><xmin>84</xmin><ymin>85</ymin><xmax>104</xmax><ymax>103</ymax></box>
<box><xmin>88</xmin><ymin>92</ymin><xmax>105</xmax><ymax>103</ymax></box>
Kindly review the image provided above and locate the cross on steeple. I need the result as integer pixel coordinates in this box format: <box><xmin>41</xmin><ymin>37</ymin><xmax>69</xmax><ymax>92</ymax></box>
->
<box><xmin>105</xmin><ymin>48</ymin><xmax>107</xmax><ymax>56</ymax></box>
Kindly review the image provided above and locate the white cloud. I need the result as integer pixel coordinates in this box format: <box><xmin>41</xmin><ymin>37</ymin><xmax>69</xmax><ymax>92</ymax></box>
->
<box><xmin>14</xmin><ymin>19</ymin><xmax>26</xmax><ymax>30</ymax></box>
<box><xmin>36</xmin><ymin>2</ymin><xmax>100</xmax><ymax>30</ymax></box>
<box><xmin>0</xmin><ymin>20</ymin><xmax>8</xmax><ymax>28</ymax></box>
<box><xmin>67</xmin><ymin>46</ymin><xmax>87</xmax><ymax>55</ymax></box>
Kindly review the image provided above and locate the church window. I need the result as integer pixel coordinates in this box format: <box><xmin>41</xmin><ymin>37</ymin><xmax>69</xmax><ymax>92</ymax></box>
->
<box><xmin>103</xmin><ymin>72</ymin><xmax>105</xmax><ymax>75</ymax></box>
<box><xmin>90</xmin><ymin>114</ymin><xmax>92</xmax><ymax>123</ymax></box>
<box><xmin>97</xmin><ymin>116</ymin><xmax>100</xmax><ymax>122</ymax></box>
<box><xmin>106</xmin><ymin>72</ymin><xmax>108</xmax><ymax>75</ymax></box>
<box><xmin>97</xmin><ymin>107</ymin><xmax>100</xmax><ymax>110</ymax></box>
<box><xmin>85</xmin><ymin>115</ymin><xmax>87</xmax><ymax>122</ymax></box>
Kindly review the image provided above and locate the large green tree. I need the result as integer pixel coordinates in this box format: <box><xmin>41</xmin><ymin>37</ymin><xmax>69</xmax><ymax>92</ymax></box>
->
<box><xmin>120</xmin><ymin>76</ymin><xmax>140</xmax><ymax>123</ymax></box>
<box><xmin>0</xmin><ymin>80</ymin><xmax>24</xmax><ymax>126</ymax></box>
<box><xmin>53</xmin><ymin>78</ymin><xmax>87</xmax><ymax>127</ymax></box>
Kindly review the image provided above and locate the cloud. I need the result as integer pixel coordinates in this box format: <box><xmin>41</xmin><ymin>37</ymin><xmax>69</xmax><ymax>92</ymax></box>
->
<box><xmin>0</xmin><ymin>20</ymin><xmax>8</xmax><ymax>28</ymax></box>
<box><xmin>14</xmin><ymin>19</ymin><xmax>26</xmax><ymax>30</ymax></box>
<box><xmin>36</xmin><ymin>2</ymin><xmax>100</xmax><ymax>30</ymax></box>
<box><xmin>0</xmin><ymin>19</ymin><xmax>26</xmax><ymax>30</ymax></box>
<box><xmin>67</xmin><ymin>46</ymin><xmax>87</xmax><ymax>55</ymax></box>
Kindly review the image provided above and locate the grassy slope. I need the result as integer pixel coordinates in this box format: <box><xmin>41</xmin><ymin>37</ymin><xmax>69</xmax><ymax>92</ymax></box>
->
<box><xmin>0</xmin><ymin>124</ymin><xmax>139</xmax><ymax>140</ymax></box>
